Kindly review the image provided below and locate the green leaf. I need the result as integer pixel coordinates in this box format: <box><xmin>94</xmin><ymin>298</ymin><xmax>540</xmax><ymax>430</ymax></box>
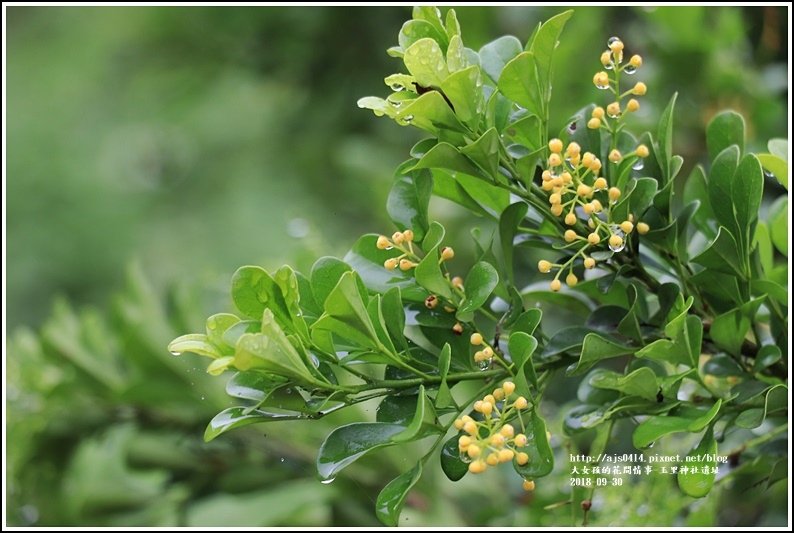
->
<box><xmin>617</xmin><ymin>285</ymin><xmax>644</xmax><ymax>344</ymax></box>
<box><xmin>656</xmin><ymin>93</ymin><xmax>678</xmax><ymax>181</ymax></box>
<box><xmin>415</xmin><ymin>247</ymin><xmax>454</xmax><ymax>301</ymax></box>
<box><xmin>508</xmin><ymin>332</ymin><xmax>539</xmax><ymax>392</ymax></box>
<box><xmin>768</xmin><ymin>196</ymin><xmax>788</xmax><ymax>256</ymax></box>
<box><xmin>498</xmin><ymin>202</ymin><xmax>529</xmax><ymax>284</ymax></box>
<box><xmin>439</xmin><ymin>65</ymin><xmax>480</xmax><ymax>126</ymax></box>
<box><xmin>344</xmin><ymin>235</ymin><xmax>425</xmax><ymax>302</ymax></box>
<box><xmin>456</xmin><ymin>173</ymin><xmax>510</xmax><ymax>215</ymax></box>
<box><xmin>310</xmin><ymin>257</ymin><xmax>352</xmax><ymax>308</ymax></box>
<box><xmin>589</xmin><ymin>367</ymin><xmax>658</xmax><ymax>401</ymax></box>
<box><xmin>403</xmin><ymin>38</ymin><xmax>448</xmax><ymax>87</ymax></box>
<box><xmin>313</xmin><ymin>271</ymin><xmax>384</xmax><ymax>351</ymax></box>
<box><xmin>204</xmin><ymin>313</ymin><xmax>240</xmax><ymax>352</ymax></box>
<box><xmin>512</xmin><ymin>308</ymin><xmax>542</xmax><ymax>337</ymax></box>
<box><xmin>398</xmin><ymin>20</ymin><xmax>446</xmax><ymax>51</ymax></box>
<box><xmin>678</xmin><ymin>428</ymin><xmax>718</xmax><ymax>498</ymax></box>
<box><xmin>435</xmin><ymin>343</ymin><xmax>454</xmax><ymax>408</ymax></box>
<box><xmin>734</xmin><ymin>384</ymin><xmax>787</xmax><ymax>429</ymax></box>
<box><xmin>382</xmin><ymin>287</ymin><xmax>408</xmax><ymax>351</ymax></box>
<box><xmin>632</xmin><ymin>400</ymin><xmax>722</xmax><ymax>449</ymax></box>
<box><xmin>376</xmin><ymin>464</ymin><xmax>423</xmax><ymax>526</ymax></box>
<box><xmin>527</xmin><ymin>9</ymin><xmax>573</xmax><ymax>96</ymax></box>
<box><xmin>612</xmin><ymin>177</ymin><xmax>658</xmax><ymax>223</ymax></box>
<box><xmin>230</xmin><ymin>266</ymin><xmax>293</xmax><ymax>331</ymax></box>
<box><xmin>460</xmin><ymin>128</ymin><xmax>500</xmax><ymax>179</ymax></box>
<box><xmin>478</xmin><ymin>35</ymin><xmax>523</xmax><ymax>83</ymax></box>
<box><xmin>456</xmin><ymin>262</ymin><xmax>499</xmax><ymax>322</ymax></box>
<box><xmin>707</xmin><ymin>145</ymin><xmax>741</xmax><ymax>239</ymax></box>
<box><xmin>758</xmin><ymin>153</ymin><xmax>788</xmax><ymax>190</ymax></box>
<box><xmin>273</xmin><ymin>265</ymin><xmax>310</xmax><ymax>341</ymax></box>
<box><xmin>412</xmin><ymin>142</ymin><xmax>489</xmax><ymax>180</ymax></box>
<box><xmin>513</xmin><ymin>410</ymin><xmax>554</xmax><ymax>478</ymax></box>
<box><xmin>397</xmin><ymin>91</ymin><xmax>467</xmax><ymax>135</ymax></box>
<box><xmin>755</xmin><ymin>221</ymin><xmax>774</xmax><ymax>274</ymax></box>
<box><xmin>683</xmin><ymin>165</ymin><xmax>717</xmax><ymax>237</ymax></box>
<box><xmin>691</xmin><ymin>226</ymin><xmax>744</xmax><ymax>277</ymax></box>
<box><xmin>636</xmin><ymin>339</ymin><xmax>690</xmax><ymax>366</ymax></box>
<box><xmin>233</xmin><ymin>310</ymin><xmax>315</xmax><ymax>383</ymax></box>
<box><xmin>445</xmin><ymin>9</ymin><xmax>461</xmax><ymax>40</ymax></box>
<box><xmin>498</xmin><ymin>52</ymin><xmax>541</xmax><ymax>116</ymax></box>
<box><xmin>168</xmin><ymin>333</ymin><xmax>223</xmax><ymax>359</ymax></box>
<box><xmin>316</xmin><ymin>423</ymin><xmax>406</xmax><ymax>481</ymax></box>
<box><xmin>568</xmin><ymin>333</ymin><xmax>634</xmax><ymax>375</ymax></box>
<box><xmin>733</xmin><ymin>154</ymin><xmax>764</xmax><ymax>243</ymax></box>
<box><xmin>753</xmin><ymin>344</ymin><xmax>782</xmax><ymax>373</ymax></box>
<box><xmin>706</xmin><ymin>110</ymin><xmax>745</xmax><ymax>161</ymax></box>
<box><xmin>377</xmin><ymin>395</ymin><xmax>422</xmax><ymax>426</ymax></box>
<box><xmin>204</xmin><ymin>406</ymin><xmax>303</xmax><ymax>442</ymax></box>
<box><xmin>440</xmin><ymin>434</ymin><xmax>468</xmax><ymax>481</ymax></box>
<box><xmin>387</xmin><ymin>174</ymin><xmax>432</xmax><ymax>242</ymax></box>
<box><xmin>710</xmin><ymin>297</ymin><xmax>765</xmax><ymax>355</ymax></box>
<box><xmin>393</xmin><ymin>385</ymin><xmax>436</xmax><ymax>442</ymax></box>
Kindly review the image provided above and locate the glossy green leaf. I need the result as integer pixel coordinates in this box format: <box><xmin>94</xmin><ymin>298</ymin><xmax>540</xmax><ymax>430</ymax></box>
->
<box><xmin>456</xmin><ymin>261</ymin><xmax>499</xmax><ymax>322</ymax></box>
<box><xmin>512</xmin><ymin>308</ymin><xmax>542</xmax><ymax>337</ymax></box>
<box><xmin>398</xmin><ymin>20</ymin><xmax>446</xmax><ymax>51</ymax></box>
<box><xmin>204</xmin><ymin>313</ymin><xmax>240</xmax><ymax>352</ymax></box>
<box><xmin>376</xmin><ymin>464</ymin><xmax>423</xmax><ymax>526</ymax></box>
<box><xmin>403</xmin><ymin>38</ymin><xmax>448</xmax><ymax>87</ymax></box>
<box><xmin>435</xmin><ymin>343</ymin><xmax>454</xmax><ymax>408</ymax></box>
<box><xmin>456</xmin><ymin>173</ymin><xmax>510</xmax><ymax>215</ymax></box>
<box><xmin>396</xmin><ymin>91</ymin><xmax>467</xmax><ymax>135</ymax></box>
<box><xmin>387</xmin><ymin>174</ymin><xmax>432</xmax><ymax>242</ymax></box>
<box><xmin>568</xmin><ymin>333</ymin><xmax>634</xmax><ymax>375</ymax></box>
<box><xmin>498</xmin><ymin>51</ymin><xmax>541</xmax><ymax>116</ymax></box>
<box><xmin>316</xmin><ymin>423</ymin><xmax>405</xmax><ymax>481</ymax></box>
<box><xmin>632</xmin><ymin>400</ymin><xmax>722</xmax><ymax>449</ymax></box>
<box><xmin>755</xmin><ymin>221</ymin><xmax>774</xmax><ymax>274</ymax></box>
<box><xmin>273</xmin><ymin>265</ymin><xmax>310</xmax><ymax>341</ymax></box>
<box><xmin>589</xmin><ymin>367</ymin><xmax>658</xmax><ymax>401</ymax></box>
<box><xmin>678</xmin><ymin>428</ymin><xmax>718</xmax><ymax>498</ymax></box>
<box><xmin>656</xmin><ymin>92</ymin><xmax>678</xmax><ymax>181</ymax></box>
<box><xmin>412</xmin><ymin>142</ymin><xmax>489</xmax><ymax>180</ymax></box>
<box><xmin>513</xmin><ymin>410</ymin><xmax>554</xmax><ymax>478</ymax></box>
<box><xmin>478</xmin><ymin>35</ymin><xmax>523</xmax><ymax>83</ymax></box>
<box><xmin>709</xmin><ymin>297</ymin><xmax>765</xmax><ymax>355</ymax></box>
<box><xmin>753</xmin><ymin>344</ymin><xmax>782</xmax><ymax>373</ymax></box>
<box><xmin>702</xmin><ymin>354</ymin><xmax>744</xmax><ymax>376</ymax></box>
<box><xmin>204</xmin><ymin>407</ymin><xmax>303</xmax><ymax>442</ymax></box>
<box><xmin>758</xmin><ymin>153</ymin><xmax>788</xmax><ymax>190</ymax></box>
<box><xmin>691</xmin><ymin>226</ymin><xmax>744</xmax><ymax>277</ymax></box>
<box><xmin>768</xmin><ymin>196</ymin><xmax>788</xmax><ymax>256</ymax></box>
<box><xmin>460</xmin><ymin>127</ymin><xmax>500</xmax><ymax>179</ymax></box>
<box><xmin>733</xmin><ymin>154</ymin><xmax>764</xmax><ymax>243</ymax></box>
<box><xmin>734</xmin><ymin>384</ymin><xmax>788</xmax><ymax>429</ymax></box>
<box><xmin>527</xmin><ymin>9</ymin><xmax>572</xmax><ymax>95</ymax></box>
<box><xmin>393</xmin><ymin>385</ymin><xmax>436</xmax><ymax>442</ymax></box>
<box><xmin>706</xmin><ymin>110</ymin><xmax>744</xmax><ymax>161</ymax></box>
<box><xmin>381</xmin><ymin>287</ymin><xmax>408</xmax><ymax>351</ymax></box>
<box><xmin>230</xmin><ymin>266</ymin><xmax>292</xmax><ymax>331</ymax></box>
<box><xmin>498</xmin><ymin>202</ymin><xmax>528</xmax><ymax>283</ymax></box>
<box><xmin>612</xmin><ymin>177</ymin><xmax>658</xmax><ymax>223</ymax></box>
<box><xmin>508</xmin><ymin>331</ymin><xmax>539</xmax><ymax>392</ymax></box>
<box><xmin>310</xmin><ymin>257</ymin><xmax>352</xmax><ymax>308</ymax></box>
<box><xmin>415</xmin><ymin>247</ymin><xmax>454</xmax><ymax>302</ymax></box>
<box><xmin>439</xmin><ymin>65</ymin><xmax>480</xmax><ymax>125</ymax></box>
<box><xmin>440</xmin><ymin>434</ymin><xmax>468</xmax><ymax>481</ymax></box>
<box><xmin>636</xmin><ymin>339</ymin><xmax>690</xmax><ymax>366</ymax></box>
<box><xmin>312</xmin><ymin>271</ymin><xmax>383</xmax><ymax>350</ymax></box>
<box><xmin>683</xmin><ymin>165</ymin><xmax>717</xmax><ymax>237</ymax></box>
<box><xmin>707</xmin><ymin>145</ymin><xmax>740</xmax><ymax>239</ymax></box>
<box><xmin>377</xmin><ymin>395</ymin><xmax>421</xmax><ymax>426</ymax></box>
<box><xmin>168</xmin><ymin>333</ymin><xmax>222</xmax><ymax>360</ymax></box>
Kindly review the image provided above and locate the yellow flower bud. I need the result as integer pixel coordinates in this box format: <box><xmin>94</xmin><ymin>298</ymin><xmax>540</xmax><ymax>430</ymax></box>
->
<box><xmin>588</xmin><ymin>232</ymin><xmax>601</xmax><ymax>245</ymax></box>
<box><xmin>552</xmin><ymin>175</ymin><xmax>564</xmax><ymax>188</ymax></box>
<box><xmin>588</xmin><ymin>117</ymin><xmax>601</xmax><ymax>129</ymax></box>
<box><xmin>522</xmin><ymin>479</ymin><xmax>536</xmax><ymax>491</ymax></box>
<box><xmin>566</xmin><ymin>142</ymin><xmax>581</xmax><ymax>155</ymax></box>
<box><xmin>463</xmin><ymin>420</ymin><xmax>477</xmax><ymax>435</ymax></box>
<box><xmin>498</xmin><ymin>449</ymin><xmax>515</xmax><ymax>463</ymax></box>
<box><xmin>490</xmin><ymin>433</ymin><xmax>505</xmax><ymax>448</ymax></box>
<box><xmin>570</xmin><ymin>153</ymin><xmax>581</xmax><ymax>166</ymax></box>
<box><xmin>621</xmin><ymin>221</ymin><xmax>634</xmax><ymax>234</ymax></box>
<box><xmin>592</xmin><ymin>71</ymin><xmax>609</xmax><ymax>88</ymax></box>
<box><xmin>384</xmin><ymin>258</ymin><xmax>399</xmax><ymax>270</ymax></box>
<box><xmin>500</xmin><ymin>424</ymin><xmax>515</xmax><ymax>438</ymax></box>
<box><xmin>583</xmin><ymin>257</ymin><xmax>596</xmax><ymax>269</ymax></box>
<box><xmin>629</xmin><ymin>54</ymin><xmax>642</xmax><ymax>68</ymax></box>
<box><xmin>582</xmin><ymin>152</ymin><xmax>595</xmax><ymax>167</ymax></box>
<box><xmin>454</xmin><ymin>418</ymin><xmax>465</xmax><ymax>430</ymax></box>
<box><xmin>589</xmin><ymin>158</ymin><xmax>602</xmax><ymax>172</ymax></box>
<box><xmin>468</xmin><ymin>459</ymin><xmax>486</xmax><ymax>474</ymax></box>
<box><xmin>424</xmin><ymin>295</ymin><xmax>438</xmax><ymax>309</ymax></box>
<box><xmin>458</xmin><ymin>435</ymin><xmax>472</xmax><ymax>448</ymax></box>
<box><xmin>402</xmin><ymin>229</ymin><xmax>414</xmax><ymax>242</ymax></box>
<box><xmin>482</xmin><ymin>346</ymin><xmax>494</xmax><ymax>358</ymax></box>
<box><xmin>609</xmin><ymin>38</ymin><xmax>624</xmax><ymax>53</ymax></box>
<box><xmin>514</xmin><ymin>434</ymin><xmax>528</xmax><ymax>447</ymax></box>
<box><xmin>542</xmin><ymin>169</ymin><xmax>552</xmax><ymax>181</ymax></box>
<box><xmin>451</xmin><ymin>276</ymin><xmax>464</xmax><ymax>289</ymax></box>
<box><xmin>583</xmin><ymin>202</ymin><xmax>594</xmax><ymax>215</ymax></box>
<box><xmin>376</xmin><ymin>235</ymin><xmax>391</xmax><ymax>249</ymax></box>
<box><xmin>548</xmin><ymin>138</ymin><xmax>563</xmax><ymax>153</ymax></box>
<box><xmin>440</xmin><ymin>246</ymin><xmax>455</xmax><ymax>261</ymax></box>
<box><xmin>636</xmin><ymin>144</ymin><xmax>649</xmax><ymax>158</ymax></box>
<box><xmin>392</xmin><ymin>231</ymin><xmax>405</xmax><ymax>245</ymax></box>
<box><xmin>566</xmin><ymin>272</ymin><xmax>578</xmax><ymax>287</ymax></box>
<box><xmin>517</xmin><ymin>452</ymin><xmax>530</xmax><ymax>465</ymax></box>
<box><xmin>473</xmin><ymin>400</ymin><xmax>484</xmax><ymax>412</ymax></box>
<box><xmin>607</xmin><ymin>101</ymin><xmax>621</xmax><ymax>117</ymax></box>
<box><xmin>548</xmin><ymin>153</ymin><xmax>562</xmax><ymax>167</ymax></box>
<box><xmin>399</xmin><ymin>258</ymin><xmax>415</xmax><ymax>271</ymax></box>
<box><xmin>502</xmin><ymin>381</ymin><xmax>516</xmax><ymax>395</ymax></box>
<box><xmin>550</xmin><ymin>279</ymin><xmax>562</xmax><ymax>292</ymax></box>
<box><xmin>561</xmin><ymin>171</ymin><xmax>573</xmax><ymax>184</ymax></box>
<box><xmin>541</xmin><ymin>179</ymin><xmax>554</xmax><ymax>191</ymax></box>
<box><xmin>592</xmin><ymin>107</ymin><xmax>605</xmax><ymax>120</ymax></box>
<box><xmin>480</xmin><ymin>401</ymin><xmax>493</xmax><ymax>416</ymax></box>
<box><xmin>564</xmin><ymin>229</ymin><xmax>577</xmax><ymax>242</ymax></box>
<box><xmin>550</xmin><ymin>204</ymin><xmax>564</xmax><ymax>216</ymax></box>
<box><xmin>592</xmin><ymin>201</ymin><xmax>604</xmax><ymax>214</ymax></box>
<box><xmin>565</xmin><ymin>212</ymin><xmax>577</xmax><ymax>226</ymax></box>
<box><xmin>549</xmin><ymin>193</ymin><xmax>561</xmax><ymax>205</ymax></box>
<box><xmin>452</xmin><ymin>322</ymin><xmax>464</xmax><ymax>335</ymax></box>
<box><xmin>514</xmin><ymin>396</ymin><xmax>528</xmax><ymax>409</ymax></box>
<box><xmin>609</xmin><ymin>149</ymin><xmax>622</xmax><ymax>163</ymax></box>
<box><xmin>538</xmin><ymin>260</ymin><xmax>553</xmax><ymax>273</ymax></box>
<box><xmin>486</xmin><ymin>453</ymin><xmax>499</xmax><ymax>466</ymax></box>
<box><xmin>493</xmin><ymin>388</ymin><xmax>505</xmax><ymax>401</ymax></box>
<box><xmin>609</xmin><ymin>234</ymin><xmax>623</xmax><ymax>248</ymax></box>
<box><xmin>593</xmin><ymin>177</ymin><xmax>608</xmax><ymax>190</ymax></box>
<box><xmin>470</xmin><ymin>333</ymin><xmax>483</xmax><ymax>345</ymax></box>
<box><xmin>633</xmin><ymin>82</ymin><xmax>647</xmax><ymax>96</ymax></box>
<box><xmin>600</xmin><ymin>51</ymin><xmax>612</xmax><ymax>66</ymax></box>
<box><xmin>577</xmin><ymin>184</ymin><xmax>593</xmax><ymax>197</ymax></box>
<box><xmin>467</xmin><ymin>444</ymin><xmax>481</xmax><ymax>458</ymax></box>
<box><xmin>483</xmin><ymin>394</ymin><xmax>495</xmax><ymax>404</ymax></box>
<box><xmin>609</xmin><ymin>187</ymin><xmax>622</xmax><ymax>202</ymax></box>
<box><xmin>637</xmin><ymin>222</ymin><xmax>650</xmax><ymax>234</ymax></box>
<box><xmin>626</xmin><ymin>98</ymin><xmax>640</xmax><ymax>112</ymax></box>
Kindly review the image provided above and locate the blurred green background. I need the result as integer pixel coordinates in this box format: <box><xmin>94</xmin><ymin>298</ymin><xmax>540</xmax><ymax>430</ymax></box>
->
<box><xmin>6</xmin><ymin>6</ymin><xmax>788</xmax><ymax>526</ymax></box>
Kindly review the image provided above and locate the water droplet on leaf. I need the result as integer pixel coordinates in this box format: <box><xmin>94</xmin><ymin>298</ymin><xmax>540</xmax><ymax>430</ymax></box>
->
<box><xmin>624</xmin><ymin>65</ymin><xmax>637</xmax><ymax>75</ymax></box>
<box><xmin>632</xmin><ymin>159</ymin><xmax>644</xmax><ymax>171</ymax></box>
<box><xmin>321</xmin><ymin>477</ymin><xmax>336</xmax><ymax>485</ymax></box>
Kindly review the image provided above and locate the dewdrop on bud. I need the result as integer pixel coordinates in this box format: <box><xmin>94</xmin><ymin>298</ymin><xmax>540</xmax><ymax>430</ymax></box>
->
<box><xmin>384</xmin><ymin>258</ymin><xmax>398</xmax><ymax>270</ymax></box>
<box><xmin>593</xmin><ymin>177</ymin><xmax>608</xmax><ymax>190</ymax></box>
<box><xmin>588</xmin><ymin>232</ymin><xmax>601</xmax><ymax>245</ymax></box>
<box><xmin>392</xmin><ymin>231</ymin><xmax>405</xmax><ymax>245</ymax></box>
<box><xmin>636</xmin><ymin>144</ymin><xmax>649</xmax><ymax>158</ymax></box>
<box><xmin>632</xmin><ymin>82</ymin><xmax>647</xmax><ymax>96</ymax></box>
<box><xmin>609</xmin><ymin>234</ymin><xmax>624</xmax><ymax>250</ymax></box>
<box><xmin>621</xmin><ymin>221</ymin><xmax>634</xmax><ymax>234</ymax></box>
<box><xmin>441</xmin><ymin>246</ymin><xmax>455</xmax><ymax>261</ymax></box>
<box><xmin>470</xmin><ymin>333</ymin><xmax>483</xmax><ymax>346</ymax></box>
<box><xmin>608</xmin><ymin>37</ymin><xmax>624</xmax><ymax>53</ymax></box>
<box><xmin>600</xmin><ymin>50</ymin><xmax>612</xmax><ymax>67</ymax></box>
<box><xmin>593</xmin><ymin>71</ymin><xmax>610</xmax><ymax>90</ymax></box>
<box><xmin>566</xmin><ymin>272</ymin><xmax>578</xmax><ymax>287</ymax></box>
<box><xmin>550</xmin><ymin>279</ymin><xmax>562</xmax><ymax>292</ymax></box>
<box><xmin>609</xmin><ymin>149</ymin><xmax>622</xmax><ymax>163</ymax></box>
<box><xmin>607</xmin><ymin>102</ymin><xmax>621</xmax><ymax>118</ymax></box>
<box><xmin>637</xmin><ymin>222</ymin><xmax>650</xmax><ymax>234</ymax></box>
<box><xmin>548</xmin><ymin>138</ymin><xmax>563</xmax><ymax>153</ymax></box>
<box><xmin>588</xmin><ymin>117</ymin><xmax>601</xmax><ymax>129</ymax></box>
<box><xmin>609</xmin><ymin>187</ymin><xmax>622</xmax><ymax>202</ymax></box>
<box><xmin>629</xmin><ymin>54</ymin><xmax>642</xmax><ymax>68</ymax></box>
<box><xmin>523</xmin><ymin>479</ymin><xmax>536</xmax><ymax>491</ymax></box>
<box><xmin>626</xmin><ymin>98</ymin><xmax>640</xmax><ymax>112</ymax></box>
<box><xmin>565</xmin><ymin>213</ymin><xmax>577</xmax><ymax>226</ymax></box>
<box><xmin>564</xmin><ymin>229</ymin><xmax>577</xmax><ymax>242</ymax></box>
<box><xmin>583</xmin><ymin>257</ymin><xmax>596</xmax><ymax>269</ymax></box>
<box><xmin>376</xmin><ymin>235</ymin><xmax>391</xmax><ymax>249</ymax></box>
<box><xmin>538</xmin><ymin>260</ymin><xmax>552</xmax><ymax>273</ymax></box>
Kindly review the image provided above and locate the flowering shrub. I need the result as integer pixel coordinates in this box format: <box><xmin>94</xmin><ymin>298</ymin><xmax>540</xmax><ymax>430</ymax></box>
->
<box><xmin>170</xmin><ymin>7</ymin><xmax>788</xmax><ymax>526</ymax></box>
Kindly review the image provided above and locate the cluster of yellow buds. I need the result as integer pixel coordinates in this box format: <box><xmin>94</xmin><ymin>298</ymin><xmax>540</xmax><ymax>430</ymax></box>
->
<box><xmin>453</xmin><ymin>381</ymin><xmax>536</xmax><ymax>490</ymax></box>
<box><xmin>589</xmin><ymin>36</ymin><xmax>647</xmax><ymax>131</ymax></box>
<box><xmin>378</xmin><ymin>229</ymin><xmax>418</xmax><ymax>271</ymax></box>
